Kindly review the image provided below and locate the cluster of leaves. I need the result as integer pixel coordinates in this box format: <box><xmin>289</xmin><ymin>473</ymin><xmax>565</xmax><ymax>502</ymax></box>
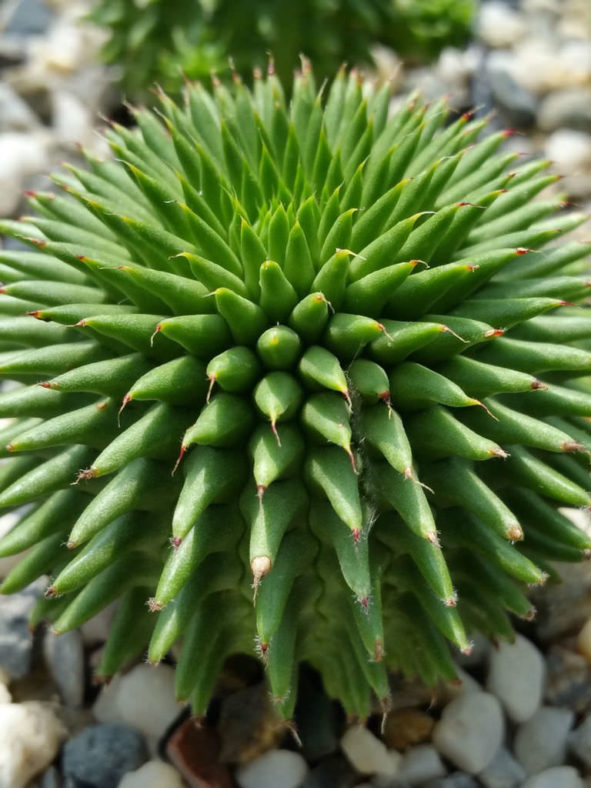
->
<box><xmin>88</xmin><ymin>0</ymin><xmax>476</xmax><ymax>96</ymax></box>
<box><xmin>0</xmin><ymin>67</ymin><xmax>590</xmax><ymax>721</ymax></box>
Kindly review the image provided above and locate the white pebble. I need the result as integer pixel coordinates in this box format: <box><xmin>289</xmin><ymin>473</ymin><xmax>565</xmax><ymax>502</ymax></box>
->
<box><xmin>523</xmin><ymin>766</ymin><xmax>584</xmax><ymax>788</ymax></box>
<box><xmin>568</xmin><ymin>713</ymin><xmax>591</xmax><ymax>768</ymax></box>
<box><xmin>0</xmin><ymin>132</ymin><xmax>49</xmax><ymax>216</ymax></box>
<box><xmin>236</xmin><ymin>749</ymin><xmax>308</xmax><ymax>788</ymax></box>
<box><xmin>433</xmin><ymin>691</ymin><xmax>504</xmax><ymax>773</ymax></box>
<box><xmin>0</xmin><ymin>701</ymin><xmax>65</xmax><ymax>788</ymax></box>
<box><xmin>118</xmin><ymin>760</ymin><xmax>184</xmax><ymax>788</ymax></box>
<box><xmin>43</xmin><ymin>629</ymin><xmax>85</xmax><ymax>708</ymax></box>
<box><xmin>92</xmin><ymin>674</ymin><xmax>122</xmax><ymax>724</ymax></box>
<box><xmin>486</xmin><ymin>635</ymin><xmax>545</xmax><ymax>723</ymax></box>
<box><xmin>479</xmin><ymin>746</ymin><xmax>526</xmax><ymax>788</ymax></box>
<box><xmin>478</xmin><ymin>2</ymin><xmax>525</xmax><ymax>47</ymax></box>
<box><xmin>545</xmin><ymin>130</ymin><xmax>591</xmax><ymax>176</ymax></box>
<box><xmin>0</xmin><ymin>684</ymin><xmax>11</xmax><ymax>704</ymax></box>
<box><xmin>80</xmin><ymin>603</ymin><xmax>116</xmax><ymax>646</ymax></box>
<box><xmin>93</xmin><ymin>664</ymin><xmax>181</xmax><ymax>743</ymax></box>
<box><xmin>514</xmin><ymin>706</ymin><xmax>574</xmax><ymax>774</ymax></box>
<box><xmin>341</xmin><ymin>724</ymin><xmax>400</xmax><ymax>777</ymax></box>
<box><xmin>398</xmin><ymin>744</ymin><xmax>447</xmax><ymax>785</ymax></box>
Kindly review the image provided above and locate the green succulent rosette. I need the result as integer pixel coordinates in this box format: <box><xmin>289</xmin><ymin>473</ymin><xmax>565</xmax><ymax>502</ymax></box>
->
<box><xmin>0</xmin><ymin>67</ymin><xmax>589</xmax><ymax>720</ymax></box>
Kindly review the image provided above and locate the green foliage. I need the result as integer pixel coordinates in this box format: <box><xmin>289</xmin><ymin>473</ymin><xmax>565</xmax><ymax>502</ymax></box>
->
<box><xmin>88</xmin><ymin>0</ymin><xmax>476</xmax><ymax>96</ymax></box>
<box><xmin>0</xmin><ymin>69</ymin><xmax>590</xmax><ymax>720</ymax></box>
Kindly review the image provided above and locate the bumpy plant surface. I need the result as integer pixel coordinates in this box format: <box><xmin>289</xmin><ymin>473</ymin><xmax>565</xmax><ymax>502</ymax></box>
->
<box><xmin>88</xmin><ymin>0</ymin><xmax>475</xmax><ymax>95</ymax></box>
<box><xmin>0</xmin><ymin>67</ymin><xmax>590</xmax><ymax>720</ymax></box>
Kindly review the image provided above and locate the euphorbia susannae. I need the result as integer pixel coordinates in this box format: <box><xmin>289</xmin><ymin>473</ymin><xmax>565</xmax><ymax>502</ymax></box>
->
<box><xmin>0</xmin><ymin>66</ymin><xmax>590</xmax><ymax>719</ymax></box>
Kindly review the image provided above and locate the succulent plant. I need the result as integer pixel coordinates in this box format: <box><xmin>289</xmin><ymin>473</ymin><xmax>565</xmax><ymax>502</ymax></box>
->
<box><xmin>88</xmin><ymin>0</ymin><xmax>475</xmax><ymax>96</ymax></box>
<box><xmin>0</xmin><ymin>66</ymin><xmax>590</xmax><ymax>721</ymax></box>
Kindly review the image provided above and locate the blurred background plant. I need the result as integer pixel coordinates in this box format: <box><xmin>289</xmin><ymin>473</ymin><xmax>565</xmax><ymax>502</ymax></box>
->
<box><xmin>87</xmin><ymin>0</ymin><xmax>476</xmax><ymax>96</ymax></box>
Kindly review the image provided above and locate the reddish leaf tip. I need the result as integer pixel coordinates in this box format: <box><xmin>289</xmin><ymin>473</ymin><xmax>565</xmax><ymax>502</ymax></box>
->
<box><xmin>147</xmin><ymin>597</ymin><xmax>163</xmax><ymax>613</ymax></box>
<box><xmin>508</xmin><ymin>524</ymin><xmax>524</xmax><ymax>541</ymax></box>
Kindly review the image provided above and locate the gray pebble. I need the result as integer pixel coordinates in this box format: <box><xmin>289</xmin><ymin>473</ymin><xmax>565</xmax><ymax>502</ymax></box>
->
<box><xmin>0</xmin><ymin>83</ymin><xmax>39</xmax><ymax>132</ymax></box>
<box><xmin>41</xmin><ymin>766</ymin><xmax>62</xmax><ymax>788</ymax></box>
<box><xmin>514</xmin><ymin>706</ymin><xmax>574</xmax><ymax>774</ymax></box>
<box><xmin>522</xmin><ymin>766</ymin><xmax>584</xmax><ymax>788</ymax></box>
<box><xmin>43</xmin><ymin>629</ymin><xmax>85</xmax><ymax>708</ymax></box>
<box><xmin>538</xmin><ymin>89</ymin><xmax>591</xmax><ymax>133</ymax></box>
<box><xmin>487</xmin><ymin>68</ymin><xmax>537</xmax><ymax>129</ymax></box>
<box><xmin>62</xmin><ymin>723</ymin><xmax>148</xmax><ymax>788</ymax></box>
<box><xmin>568</xmin><ymin>713</ymin><xmax>591</xmax><ymax>769</ymax></box>
<box><xmin>486</xmin><ymin>635</ymin><xmax>545</xmax><ymax>724</ymax></box>
<box><xmin>423</xmin><ymin>773</ymin><xmax>479</xmax><ymax>788</ymax></box>
<box><xmin>433</xmin><ymin>692</ymin><xmax>504</xmax><ymax>774</ymax></box>
<box><xmin>398</xmin><ymin>745</ymin><xmax>446</xmax><ymax>786</ymax></box>
<box><xmin>545</xmin><ymin>646</ymin><xmax>591</xmax><ymax>714</ymax></box>
<box><xmin>1</xmin><ymin>0</ymin><xmax>53</xmax><ymax>36</ymax></box>
<box><xmin>0</xmin><ymin>578</ymin><xmax>44</xmax><ymax>678</ymax></box>
<box><xmin>478</xmin><ymin>747</ymin><xmax>526</xmax><ymax>788</ymax></box>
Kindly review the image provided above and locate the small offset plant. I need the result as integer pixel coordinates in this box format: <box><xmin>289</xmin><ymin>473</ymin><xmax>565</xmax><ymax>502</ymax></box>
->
<box><xmin>88</xmin><ymin>0</ymin><xmax>476</xmax><ymax>95</ymax></box>
<box><xmin>0</xmin><ymin>66</ymin><xmax>590</xmax><ymax>721</ymax></box>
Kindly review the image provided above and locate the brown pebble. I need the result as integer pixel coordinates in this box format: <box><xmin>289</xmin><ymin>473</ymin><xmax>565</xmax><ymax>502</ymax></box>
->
<box><xmin>383</xmin><ymin>708</ymin><xmax>435</xmax><ymax>751</ymax></box>
<box><xmin>217</xmin><ymin>681</ymin><xmax>286</xmax><ymax>764</ymax></box>
<box><xmin>166</xmin><ymin>717</ymin><xmax>233</xmax><ymax>788</ymax></box>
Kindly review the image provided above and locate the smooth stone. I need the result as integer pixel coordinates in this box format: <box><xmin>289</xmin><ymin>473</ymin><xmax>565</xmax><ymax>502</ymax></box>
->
<box><xmin>442</xmin><ymin>667</ymin><xmax>482</xmax><ymax>703</ymax></box>
<box><xmin>538</xmin><ymin>89</ymin><xmax>591</xmax><ymax>133</ymax></box>
<box><xmin>218</xmin><ymin>681</ymin><xmax>284</xmax><ymax>764</ymax></box>
<box><xmin>398</xmin><ymin>745</ymin><xmax>447</xmax><ymax>786</ymax></box>
<box><xmin>514</xmin><ymin>706</ymin><xmax>574</xmax><ymax>774</ymax></box>
<box><xmin>522</xmin><ymin>766</ymin><xmax>584</xmax><ymax>788</ymax></box>
<box><xmin>433</xmin><ymin>691</ymin><xmax>504</xmax><ymax>774</ymax></box>
<box><xmin>0</xmin><ymin>683</ymin><xmax>11</xmax><ymax>704</ymax></box>
<box><xmin>43</xmin><ymin>629</ymin><xmax>85</xmax><ymax>708</ymax></box>
<box><xmin>92</xmin><ymin>673</ymin><xmax>123</xmax><ymax>723</ymax></box>
<box><xmin>545</xmin><ymin>645</ymin><xmax>591</xmax><ymax>714</ymax></box>
<box><xmin>2</xmin><ymin>0</ymin><xmax>53</xmax><ymax>35</ymax></box>
<box><xmin>40</xmin><ymin>765</ymin><xmax>61</xmax><ymax>787</ymax></box>
<box><xmin>383</xmin><ymin>708</ymin><xmax>435</xmax><ymax>751</ymax></box>
<box><xmin>487</xmin><ymin>68</ymin><xmax>537</xmax><ymax>128</ymax></box>
<box><xmin>0</xmin><ymin>132</ymin><xmax>49</xmax><ymax>215</ymax></box>
<box><xmin>79</xmin><ymin>602</ymin><xmax>116</xmax><ymax>646</ymax></box>
<box><xmin>0</xmin><ymin>578</ymin><xmax>44</xmax><ymax>678</ymax></box>
<box><xmin>341</xmin><ymin>724</ymin><xmax>400</xmax><ymax>777</ymax></box>
<box><xmin>62</xmin><ymin>722</ymin><xmax>148</xmax><ymax>788</ymax></box>
<box><xmin>118</xmin><ymin>759</ymin><xmax>184</xmax><ymax>788</ymax></box>
<box><xmin>236</xmin><ymin>750</ymin><xmax>309</xmax><ymax>788</ymax></box>
<box><xmin>0</xmin><ymin>701</ymin><xmax>65</xmax><ymax>788</ymax></box>
<box><xmin>568</xmin><ymin>712</ymin><xmax>591</xmax><ymax>769</ymax></box>
<box><xmin>0</xmin><ymin>83</ymin><xmax>39</xmax><ymax>132</ymax></box>
<box><xmin>424</xmin><ymin>774</ymin><xmax>479</xmax><ymax>788</ymax></box>
<box><xmin>486</xmin><ymin>634</ymin><xmax>545</xmax><ymax>723</ymax></box>
<box><xmin>478</xmin><ymin>746</ymin><xmax>526</xmax><ymax>788</ymax></box>
<box><xmin>166</xmin><ymin>717</ymin><xmax>233</xmax><ymax>788</ymax></box>
<box><xmin>532</xmin><ymin>561</ymin><xmax>591</xmax><ymax>641</ymax></box>
<box><xmin>478</xmin><ymin>2</ymin><xmax>525</xmax><ymax>47</ymax></box>
<box><xmin>51</xmin><ymin>90</ymin><xmax>93</xmax><ymax>147</ymax></box>
<box><xmin>93</xmin><ymin>664</ymin><xmax>181</xmax><ymax>744</ymax></box>
<box><xmin>545</xmin><ymin>130</ymin><xmax>591</xmax><ymax>178</ymax></box>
